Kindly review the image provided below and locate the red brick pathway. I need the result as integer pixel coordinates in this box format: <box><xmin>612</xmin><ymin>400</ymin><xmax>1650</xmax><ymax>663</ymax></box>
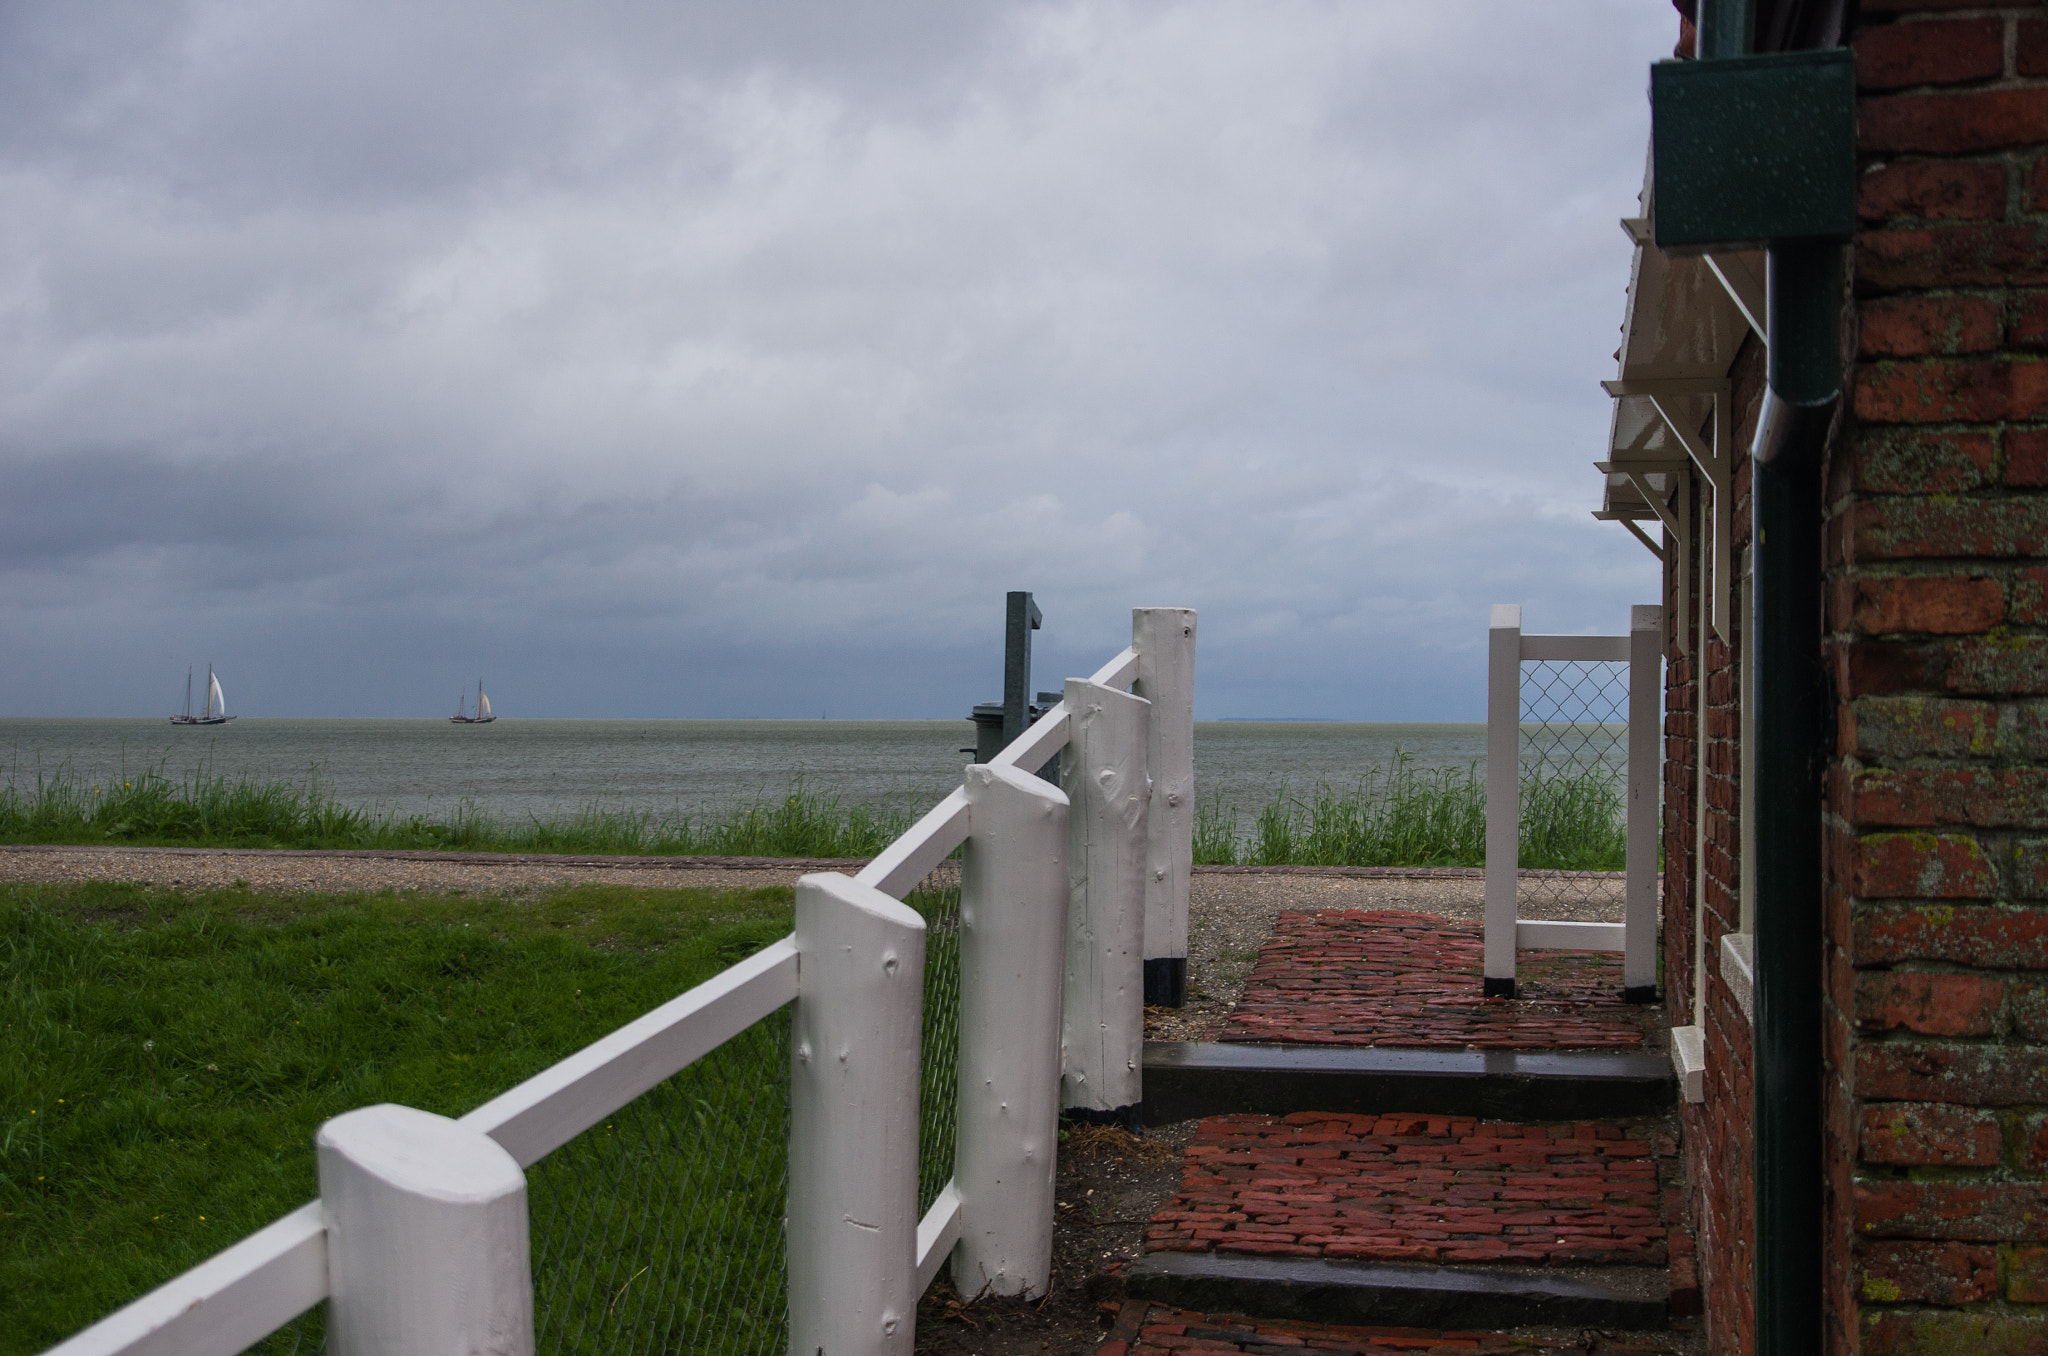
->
<box><xmin>1099</xmin><ymin>1302</ymin><xmax>1683</xmax><ymax>1355</ymax></box>
<box><xmin>1144</xmin><ymin>1112</ymin><xmax>1683</xmax><ymax>1266</ymax></box>
<box><xmin>1220</xmin><ymin>911</ymin><xmax>1654</xmax><ymax>1049</ymax></box>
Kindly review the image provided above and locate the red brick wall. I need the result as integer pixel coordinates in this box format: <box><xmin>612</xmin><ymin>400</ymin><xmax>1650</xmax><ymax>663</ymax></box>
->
<box><xmin>1663</xmin><ymin>333</ymin><xmax>1767</xmax><ymax>1355</ymax></box>
<box><xmin>1825</xmin><ymin>3</ymin><xmax>2048</xmax><ymax>1349</ymax></box>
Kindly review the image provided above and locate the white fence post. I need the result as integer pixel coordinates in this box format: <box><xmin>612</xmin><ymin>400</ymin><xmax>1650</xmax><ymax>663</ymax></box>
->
<box><xmin>1132</xmin><ymin>607</ymin><xmax>1196</xmax><ymax>1008</ymax></box>
<box><xmin>952</xmin><ymin>762</ymin><xmax>1070</xmax><ymax>1298</ymax></box>
<box><xmin>788</xmin><ymin>873</ymin><xmax>926</xmax><ymax>1356</ymax></box>
<box><xmin>1625</xmin><ymin>604</ymin><xmax>1663</xmax><ymax>1001</ymax></box>
<box><xmin>317</xmin><ymin>1105</ymin><xmax>533</xmax><ymax>1356</ymax></box>
<box><xmin>1059</xmin><ymin>678</ymin><xmax>1152</xmax><ymax>1118</ymax></box>
<box><xmin>1484</xmin><ymin>604</ymin><xmax>1522</xmax><ymax>999</ymax></box>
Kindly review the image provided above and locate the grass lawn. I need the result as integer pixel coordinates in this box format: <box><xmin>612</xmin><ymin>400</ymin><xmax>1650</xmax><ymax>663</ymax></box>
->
<box><xmin>0</xmin><ymin>879</ymin><xmax>800</xmax><ymax>1356</ymax></box>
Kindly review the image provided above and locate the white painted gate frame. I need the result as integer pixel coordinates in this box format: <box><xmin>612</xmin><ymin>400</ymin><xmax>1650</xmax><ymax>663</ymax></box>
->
<box><xmin>1483</xmin><ymin>603</ymin><xmax>1662</xmax><ymax>1001</ymax></box>
<box><xmin>39</xmin><ymin>608</ymin><xmax>1196</xmax><ymax>1356</ymax></box>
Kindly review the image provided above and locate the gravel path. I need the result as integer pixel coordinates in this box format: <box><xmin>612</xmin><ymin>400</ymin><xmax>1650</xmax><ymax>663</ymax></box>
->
<box><xmin>0</xmin><ymin>845</ymin><xmax>1642</xmax><ymax>1043</ymax></box>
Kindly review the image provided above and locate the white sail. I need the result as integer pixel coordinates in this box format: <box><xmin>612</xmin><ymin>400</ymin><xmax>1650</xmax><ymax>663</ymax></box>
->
<box><xmin>478</xmin><ymin>691</ymin><xmax>491</xmax><ymax>718</ymax></box>
<box><xmin>208</xmin><ymin>672</ymin><xmax>226</xmax><ymax>719</ymax></box>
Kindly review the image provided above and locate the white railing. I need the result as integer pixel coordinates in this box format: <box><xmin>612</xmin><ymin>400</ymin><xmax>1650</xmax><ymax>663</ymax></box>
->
<box><xmin>1483</xmin><ymin>603</ymin><xmax>1661</xmax><ymax>1001</ymax></box>
<box><xmin>41</xmin><ymin>606</ymin><xmax>1195</xmax><ymax>1356</ymax></box>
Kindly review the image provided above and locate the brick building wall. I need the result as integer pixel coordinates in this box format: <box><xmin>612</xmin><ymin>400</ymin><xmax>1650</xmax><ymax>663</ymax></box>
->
<box><xmin>1649</xmin><ymin>2</ymin><xmax>2048</xmax><ymax>1349</ymax></box>
<box><xmin>1821</xmin><ymin>3</ymin><xmax>2048</xmax><ymax>1349</ymax></box>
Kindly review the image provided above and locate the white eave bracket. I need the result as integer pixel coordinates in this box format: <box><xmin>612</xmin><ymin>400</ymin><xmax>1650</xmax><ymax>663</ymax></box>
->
<box><xmin>1601</xmin><ymin>377</ymin><xmax>1735</xmax><ymax>645</ymax></box>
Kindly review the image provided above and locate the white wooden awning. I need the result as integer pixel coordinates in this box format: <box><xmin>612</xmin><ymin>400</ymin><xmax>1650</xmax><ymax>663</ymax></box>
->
<box><xmin>1594</xmin><ymin>147</ymin><xmax>1766</xmax><ymax>652</ymax></box>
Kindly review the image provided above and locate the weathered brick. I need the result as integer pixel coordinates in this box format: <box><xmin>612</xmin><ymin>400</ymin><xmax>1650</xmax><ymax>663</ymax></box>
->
<box><xmin>2018</xmin><ymin>293</ymin><xmax>2048</xmax><ymax>353</ymax></box>
<box><xmin>1862</xmin><ymin>88</ymin><xmax>2048</xmax><ymax>156</ymax></box>
<box><xmin>2027</xmin><ymin>1111</ymin><xmax>2048</xmax><ymax>1170</ymax></box>
<box><xmin>2022</xmin><ymin>841</ymin><xmax>2048</xmax><ymax>900</ymax></box>
<box><xmin>1857</xmin><ymin>1178</ymin><xmax>2048</xmax><ymax>1238</ymax></box>
<box><xmin>2014</xmin><ymin>981</ymin><xmax>2048</xmax><ymax>1039</ymax></box>
<box><xmin>1836</xmin><ymin>636</ymin><xmax>1947</xmax><ymax>696</ymax></box>
<box><xmin>1948</xmin><ymin>634</ymin><xmax>2048</xmax><ymax>697</ymax></box>
<box><xmin>1847</xmin><ymin>427</ymin><xmax>1997</xmax><ymax>493</ymax></box>
<box><xmin>1857</xmin><ymin>1238</ymin><xmax>1998</xmax><ymax>1303</ymax></box>
<box><xmin>1857</xmin><ymin>969</ymin><xmax>2005</xmax><ymax>1033</ymax></box>
<box><xmin>1851</xmin><ymin>573</ymin><xmax>2006</xmax><ymax>634</ymax></box>
<box><xmin>1858</xmin><ymin>159</ymin><xmax>2008</xmax><ymax>222</ymax></box>
<box><xmin>1845</xmin><ymin>497</ymin><xmax>2048</xmax><ymax>560</ymax></box>
<box><xmin>2020</xmin><ymin>17</ymin><xmax>2048</xmax><ymax>79</ymax></box>
<box><xmin>1854</xmin><ymin>359</ymin><xmax>2048</xmax><ymax>425</ymax></box>
<box><xmin>2015</xmin><ymin>568</ymin><xmax>2048</xmax><ymax>626</ymax></box>
<box><xmin>2012</xmin><ymin>428</ymin><xmax>2048</xmax><ymax>489</ymax></box>
<box><xmin>1863</xmin><ymin>1310</ymin><xmax>2048</xmax><ymax>1355</ymax></box>
<box><xmin>1858</xmin><ymin>1102</ymin><xmax>2003</xmax><ymax>1166</ymax></box>
<box><xmin>1857</xmin><ymin>17</ymin><xmax>2004</xmax><ymax>91</ymax></box>
<box><xmin>1848</xmin><ymin>695</ymin><xmax>2004</xmax><ymax>760</ymax></box>
<box><xmin>1859</xmin><ymin>224</ymin><xmax>2048</xmax><ymax>291</ymax></box>
<box><xmin>1860</xmin><ymin>293</ymin><xmax>2003</xmax><ymax>357</ymax></box>
<box><xmin>2011</xmin><ymin>1248</ymin><xmax>2048</xmax><ymax>1307</ymax></box>
<box><xmin>1853</xmin><ymin>831</ymin><xmax>2002</xmax><ymax>899</ymax></box>
<box><xmin>1858</xmin><ymin>902</ymin><xmax>2048</xmax><ymax>969</ymax></box>
<box><xmin>1857</xmin><ymin>1041</ymin><xmax>2048</xmax><ymax>1106</ymax></box>
<box><xmin>1847</xmin><ymin>766</ymin><xmax>2048</xmax><ymax>828</ymax></box>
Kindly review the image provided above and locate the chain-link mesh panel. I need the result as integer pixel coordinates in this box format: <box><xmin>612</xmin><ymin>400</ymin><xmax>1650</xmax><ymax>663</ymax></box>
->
<box><xmin>527</xmin><ymin>1010</ymin><xmax>791</xmax><ymax>1356</ymax></box>
<box><xmin>1519</xmin><ymin>659</ymin><xmax>1630</xmax><ymax>916</ymax></box>
<box><xmin>237</xmin><ymin>1305</ymin><xmax>322</xmax><ymax>1356</ymax></box>
<box><xmin>906</xmin><ymin>859</ymin><xmax>962</xmax><ymax>1217</ymax></box>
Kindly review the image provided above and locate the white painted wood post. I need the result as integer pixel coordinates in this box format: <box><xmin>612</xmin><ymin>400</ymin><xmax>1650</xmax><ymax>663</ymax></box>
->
<box><xmin>952</xmin><ymin>762</ymin><xmax>1069</xmax><ymax>1298</ymax></box>
<box><xmin>1484</xmin><ymin>604</ymin><xmax>1522</xmax><ymax>999</ymax></box>
<box><xmin>1625</xmin><ymin>604</ymin><xmax>1663</xmax><ymax>1001</ymax></box>
<box><xmin>317</xmin><ymin>1104</ymin><xmax>534</xmax><ymax>1356</ymax></box>
<box><xmin>1059</xmin><ymin>678</ymin><xmax>1152</xmax><ymax>1117</ymax></box>
<box><xmin>788</xmin><ymin>873</ymin><xmax>926</xmax><ymax>1356</ymax></box>
<box><xmin>1132</xmin><ymin>607</ymin><xmax>1196</xmax><ymax>1009</ymax></box>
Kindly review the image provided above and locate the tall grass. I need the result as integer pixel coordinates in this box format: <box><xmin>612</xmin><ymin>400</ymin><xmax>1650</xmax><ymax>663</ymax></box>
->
<box><xmin>0</xmin><ymin>766</ymin><xmax>913</xmax><ymax>860</ymax></box>
<box><xmin>1193</xmin><ymin>751</ymin><xmax>1627</xmax><ymax>871</ymax></box>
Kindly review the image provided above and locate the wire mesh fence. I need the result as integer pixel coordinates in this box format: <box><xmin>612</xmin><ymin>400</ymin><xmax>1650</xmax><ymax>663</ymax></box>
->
<box><xmin>227</xmin><ymin>862</ymin><xmax>966</xmax><ymax>1356</ymax></box>
<box><xmin>1518</xmin><ymin>658</ymin><xmax>1630</xmax><ymax>915</ymax></box>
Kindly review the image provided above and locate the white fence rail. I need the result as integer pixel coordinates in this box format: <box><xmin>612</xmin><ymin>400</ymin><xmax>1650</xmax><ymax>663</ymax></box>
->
<box><xmin>1484</xmin><ymin>603</ymin><xmax>1661</xmax><ymax>1001</ymax></box>
<box><xmin>42</xmin><ymin>606</ymin><xmax>1195</xmax><ymax>1356</ymax></box>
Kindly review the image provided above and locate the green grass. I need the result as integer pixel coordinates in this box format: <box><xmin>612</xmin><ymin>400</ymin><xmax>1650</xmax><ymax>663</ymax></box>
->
<box><xmin>1193</xmin><ymin>753</ymin><xmax>1628</xmax><ymax>871</ymax></box>
<box><xmin>0</xmin><ymin>881</ymin><xmax>795</xmax><ymax>1354</ymax></box>
<box><xmin>0</xmin><ymin>767</ymin><xmax>914</xmax><ymax>859</ymax></box>
<box><xmin>1</xmin><ymin>878</ymin><xmax>962</xmax><ymax>1356</ymax></box>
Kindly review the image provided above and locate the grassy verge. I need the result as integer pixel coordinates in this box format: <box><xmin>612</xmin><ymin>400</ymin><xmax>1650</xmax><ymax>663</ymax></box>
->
<box><xmin>1193</xmin><ymin>754</ymin><xmax>1628</xmax><ymax>871</ymax></box>
<box><xmin>0</xmin><ymin>879</ymin><xmax>960</xmax><ymax>1356</ymax></box>
<box><xmin>0</xmin><ymin>768</ymin><xmax>914</xmax><ymax>859</ymax></box>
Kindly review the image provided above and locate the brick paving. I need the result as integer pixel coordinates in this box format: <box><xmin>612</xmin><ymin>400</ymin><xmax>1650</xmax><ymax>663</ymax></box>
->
<box><xmin>1220</xmin><ymin>910</ymin><xmax>1655</xmax><ymax>1049</ymax></box>
<box><xmin>1144</xmin><ymin>1112</ymin><xmax>1684</xmax><ymax>1266</ymax></box>
<box><xmin>1099</xmin><ymin>1301</ymin><xmax>1683</xmax><ymax>1355</ymax></box>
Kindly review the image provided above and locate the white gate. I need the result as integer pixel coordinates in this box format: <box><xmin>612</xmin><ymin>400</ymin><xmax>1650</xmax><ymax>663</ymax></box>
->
<box><xmin>1483</xmin><ymin>603</ymin><xmax>1661</xmax><ymax>1001</ymax></box>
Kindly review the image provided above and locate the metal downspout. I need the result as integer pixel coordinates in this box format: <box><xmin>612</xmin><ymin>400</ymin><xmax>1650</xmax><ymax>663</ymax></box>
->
<box><xmin>1750</xmin><ymin>238</ymin><xmax>1842</xmax><ymax>1355</ymax></box>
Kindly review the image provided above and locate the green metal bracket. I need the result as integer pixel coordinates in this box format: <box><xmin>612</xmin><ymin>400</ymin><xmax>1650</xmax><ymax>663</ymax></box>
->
<box><xmin>1650</xmin><ymin>49</ymin><xmax>1855</xmax><ymax>253</ymax></box>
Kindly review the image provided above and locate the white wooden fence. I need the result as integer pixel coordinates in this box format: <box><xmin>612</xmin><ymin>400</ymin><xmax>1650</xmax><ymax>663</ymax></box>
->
<box><xmin>1483</xmin><ymin>604</ymin><xmax>1660</xmax><ymax>1002</ymax></box>
<box><xmin>40</xmin><ymin>607</ymin><xmax>1195</xmax><ymax>1356</ymax></box>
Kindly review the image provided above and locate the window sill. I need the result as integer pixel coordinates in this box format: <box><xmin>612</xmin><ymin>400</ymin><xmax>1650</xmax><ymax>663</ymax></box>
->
<box><xmin>1671</xmin><ymin>1025</ymin><xmax>1705</xmax><ymax>1103</ymax></box>
<box><xmin>1721</xmin><ymin>931</ymin><xmax>1754</xmax><ymax>1025</ymax></box>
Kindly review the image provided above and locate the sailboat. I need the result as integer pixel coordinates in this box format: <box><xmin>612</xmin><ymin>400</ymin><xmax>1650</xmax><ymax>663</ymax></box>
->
<box><xmin>170</xmin><ymin>665</ymin><xmax>236</xmax><ymax>726</ymax></box>
<box><xmin>450</xmin><ymin>680</ymin><xmax>497</xmax><ymax>724</ymax></box>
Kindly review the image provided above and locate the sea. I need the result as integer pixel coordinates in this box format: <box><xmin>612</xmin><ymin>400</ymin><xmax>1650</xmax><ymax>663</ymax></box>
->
<box><xmin>0</xmin><ymin>719</ymin><xmax>1490</xmax><ymax>828</ymax></box>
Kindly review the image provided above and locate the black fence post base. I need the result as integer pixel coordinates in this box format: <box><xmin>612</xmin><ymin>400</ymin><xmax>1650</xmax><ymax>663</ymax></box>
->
<box><xmin>1483</xmin><ymin>976</ymin><xmax>1516</xmax><ymax>999</ymax></box>
<box><xmin>1144</xmin><ymin>957</ymin><xmax>1187</xmax><ymax>1008</ymax></box>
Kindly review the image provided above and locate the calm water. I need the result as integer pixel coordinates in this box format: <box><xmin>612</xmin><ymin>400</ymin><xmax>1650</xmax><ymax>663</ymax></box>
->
<box><xmin>0</xmin><ymin>719</ymin><xmax>1488</xmax><ymax>826</ymax></box>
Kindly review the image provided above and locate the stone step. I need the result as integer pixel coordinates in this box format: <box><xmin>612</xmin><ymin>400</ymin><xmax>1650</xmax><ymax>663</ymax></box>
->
<box><xmin>1124</xmin><ymin>1252</ymin><xmax>1670</xmax><ymax>1331</ymax></box>
<box><xmin>1140</xmin><ymin>1040</ymin><xmax>1676</xmax><ymax>1123</ymax></box>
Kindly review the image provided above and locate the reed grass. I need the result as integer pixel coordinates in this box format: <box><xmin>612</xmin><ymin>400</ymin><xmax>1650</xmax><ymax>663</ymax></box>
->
<box><xmin>1193</xmin><ymin>751</ymin><xmax>1628</xmax><ymax>871</ymax></box>
<box><xmin>0</xmin><ymin>766</ymin><xmax>914</xmax><ymax>860</ymax></box>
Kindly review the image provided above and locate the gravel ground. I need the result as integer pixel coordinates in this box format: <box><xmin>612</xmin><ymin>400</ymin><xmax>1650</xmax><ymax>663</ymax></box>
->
<box><xmin>0</xmin><ymin>845</ymin><xmax>1643</xmax><ymax>1046</ymax></box>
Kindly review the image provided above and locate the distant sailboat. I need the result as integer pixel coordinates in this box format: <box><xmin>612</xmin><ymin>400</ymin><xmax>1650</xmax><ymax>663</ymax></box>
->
<box><xmin>170</xmin><ymin>665</ymin><xmax>236</xmax><ymax>726</ymax></box>
<box><xmin>450</xmin><ymin>680</ymin><xmax>497</xmax><ymax>724</ymax></box>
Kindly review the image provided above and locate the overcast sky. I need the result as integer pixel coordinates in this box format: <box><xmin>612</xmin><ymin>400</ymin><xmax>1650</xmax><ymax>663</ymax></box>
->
<box><xmin>2</xmin><ymin>1</ymin><xmax>1675</xmax><ymax>720</ymax></box>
